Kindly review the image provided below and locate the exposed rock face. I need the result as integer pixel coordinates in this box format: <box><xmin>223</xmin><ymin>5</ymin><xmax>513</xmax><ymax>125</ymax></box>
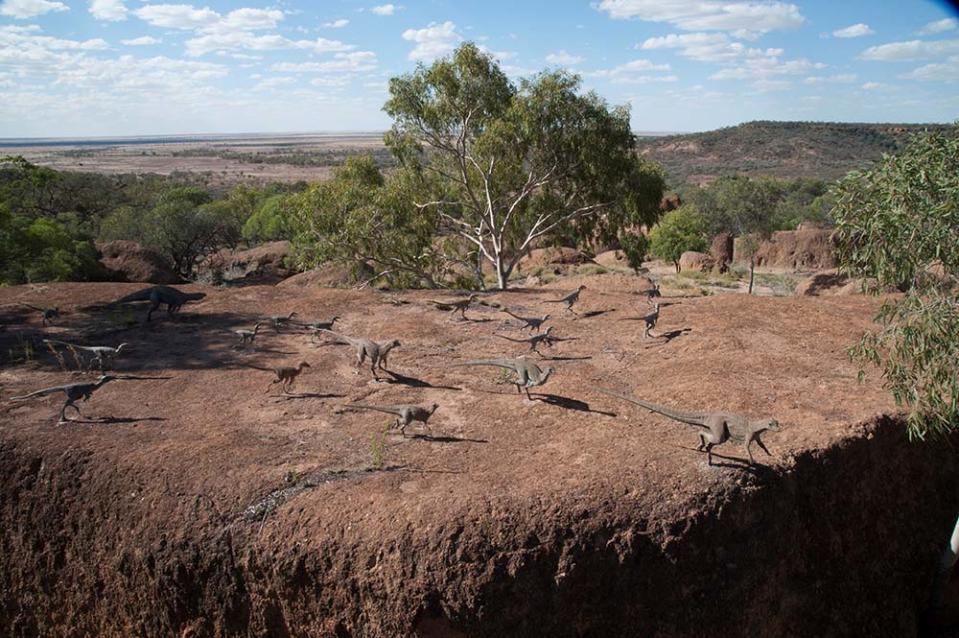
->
<box><xmin>737</xmin><ymin>229</ymin><xmax>837</xmax><ymax>271</ymax></box>
<box><xmin>212</xmin><ymin>241</ymin><xmax>292</xmax><ymax>284</ymax></box>
<box><xmin>276</xmin><ymin>261</ymin><xmax>374</xmax><ymax>288</ymax></box>
<box><xmin>679</xmin><ymin>250</ymin><xmax>713</xmax><ymax>273</ymax></box>
<box><xmin>593</xmin><ymin>250</ymin><xmax>628</xmax><ymax>269</ymax></box>
<box><xmin>709</xmin><ymin>233</ymin><xmax>734</xmax><ymax>273</ymax></box>
<box><xmin>659</xmin><ymin>193</ymin><xmax>682</xmax><ymax>212</ymax></box>
<box><xmin>96</xmin><ymin>241</ymin><xmax>181</xmax><ymax>284</ymax></box>
<box><xmin>794</xmin><ymin>269</ymin><xmax>863</xmax><ymax>296</ymax></box>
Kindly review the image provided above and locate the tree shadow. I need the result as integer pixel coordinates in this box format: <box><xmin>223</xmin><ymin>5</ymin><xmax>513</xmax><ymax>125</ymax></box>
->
<box><xmin>532</xmin><ymin>393</ymin><xmax>617</xmax><ymax>416</ymax></box>
<box><xmin>63</xmin><ymin>415</ymin><xmax>167</xmax><ymax>425</ymax></box>
<box><xmin>382</xmin><ymin>370</ymin><xmax>461</xmax><ymax>391</ymax></box>
<box><xmin>406</xmin><ymin>433</ymin><xmax>488</xmax><ymax>444</ymax></box>
<box><xmin>275</xmin><ymin>392</ymin><xmax>347</xmax><ymax>401</ymax></box>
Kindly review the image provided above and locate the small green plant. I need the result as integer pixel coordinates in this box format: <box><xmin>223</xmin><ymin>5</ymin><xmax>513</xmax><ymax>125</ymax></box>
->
<box><xmin>368</xmin><ymin>422</ymin><xmax>389</xmax><ymax>470</ymax></box>
<box><xmin>285</xmin><ymin>469</ymin><xmax>303</xmax><ymax>485</ymax></box>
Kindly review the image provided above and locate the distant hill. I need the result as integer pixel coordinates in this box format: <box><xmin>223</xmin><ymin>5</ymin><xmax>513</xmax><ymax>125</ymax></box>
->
<box><xmin>635</xmin><ymin>121</ymin><xmax>953</xmax><ymax>186</ymax></box>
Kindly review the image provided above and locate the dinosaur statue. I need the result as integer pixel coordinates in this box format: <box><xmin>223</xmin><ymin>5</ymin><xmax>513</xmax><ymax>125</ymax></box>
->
<box><xmin>347</xmin><ymin>402</ymin><xmax>439</xmax><ymax>437</ymax></box>
<box><xmin>544</xmin><ymin>285</ymin><xmax>586</xmax><ymax>314</ymax></box>
<box><xmin>248</xmin><ymin>362</ymin><xmax>311</xmax><ymax>393</ymax></box>
<box><xmin>642</xmin><ymin>303</ymin><xmax>661</xmax><ymax>339</ymax></box>
<box><xmin>113</xmin><ymin>286</ymin><xmax>206</xmax><ymax>322</ymax></box>
<box><xmin>316</xmin><ymin>329</ymin><xmax>400</xmax><ymax>380</ymax></box>
<box><xmin>427</xmin><ymin>294</ymin><xmax>478</xmax><ymax>320</ymax></box>
<box><xmin>268</xmin><ymin>311</ymin><xmax>297</xmax><ymax>333</ymax></box>
<box><xmin>43</xmin><ymin>339</ymin><xmax>128</xmax><ymax>371</ymax></box>
<box><xmin>10</xmin><ymin>375</ymin><xmax>116</xmax><ymax>423</ymax></box>
<box><xmin>234</xmin><ymin>323</ymin><xmax>263</xmax><ymax>345</ymax></box>
<box><xmin>455</xmin><ymin>357</ymin><xmax>554</xmax><ymax>398</ymax></box>
<box><xmin>500</xmin><ymin>308</ymin><xmax>550</xmax><ymax>332</ymax></box>
<box><xmin>642</xmin><ymin>281</ymin><xmax>661</xmax><ymax>303</ymax></box>
<box><xmin>18</xmin><ymin>303</ymin><xmax>61</xmax><ymax>326</ymax></box>
<box><xmin>598</xmin><ymin>389</ymin><xmax>780</xmax><ymax>466</ymax></box>
<box><xmin>494</xmin><ymin>326</ymin><xmax>576</xmax><ymax>354</ymax></box>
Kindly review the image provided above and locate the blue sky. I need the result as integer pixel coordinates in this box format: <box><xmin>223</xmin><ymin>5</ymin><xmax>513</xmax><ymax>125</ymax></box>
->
<box><xmin>1</xmin><ymin>0</ymin><xmax>957</xmax><ymax>137</ymax></box>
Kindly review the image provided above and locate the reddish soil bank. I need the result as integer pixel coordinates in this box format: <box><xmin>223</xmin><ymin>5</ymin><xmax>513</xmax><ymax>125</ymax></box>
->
<box><xmin>0</xmin><ymin>275</ymin><xmax>956</xmax><ymax>637</ymax></box>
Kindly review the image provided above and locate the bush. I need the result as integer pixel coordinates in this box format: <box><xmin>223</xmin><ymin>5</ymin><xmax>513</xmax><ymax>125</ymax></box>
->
<box><xmin>648</xmin><ymin>206</ymin><xmax>708</xmax><ymax>272</ymax></box>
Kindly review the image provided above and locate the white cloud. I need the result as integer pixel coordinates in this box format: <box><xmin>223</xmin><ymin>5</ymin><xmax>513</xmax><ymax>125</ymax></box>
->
<box><xmin>641</xmin><ymin>32</ymin><xmax>781</xmax><ymax>63</ymax></box>
<box><xmin>860</xmin><ymin>39</ymin><xmax>959</xmax><ymax>62</ymax></box>
<box><xmin>209</xmin><ymin>8</ymin><xmax>284</xmax><ymax>33</ymax></box>
<box><xmin>545</xmin><ymin>50</ymin><xmax>583</xmax><ymax>65</ymax></box>
<box><xmin>588</xmin><ymin>58</ymin><xmax>675</xmax><ymax>83</ymax></box>
<box><xmin>898</xmin><ymin>56</ymin><xmax>959</xmax><ymax>82</ymax></box>
<box><xmin>323</xmin><ymin>19</ymin><xmax>349</xmax><ymax>28</ymax></box>
<box><xmin>121</xmin><ymin>36</ymin><xmax>161</xmax><ymax>46</ymax></box>
<box><xmin>832</xmin><ymin>23</ymin><xmax>873</xmax><ymax>38</ymax></box>
<box><xmin>253</xmin><ymin>76</ymin><xmax>295</xmax><ymax>91</ymax></box>
<box><xmin>860</xmin><ymin>81</ymin><xmax>889</xmax><ymax>90</ymax></box>
<box><xmin>89</xmin><ymin>0</ymin><xmax>127</xmax><ymax>21</ymax></box>
<box><xmin>271</xmin><ymin>51</ymin><xmax>378</xmax><ymax>73</ymax></box>
<box><xmin>402</xmin><ymin>21</ymin><xmax>461</xmax><ymax>61</ymax></box>
<box><xmin>709</xmin><ymin>55</ymin><xmax>824</xmax><ymax>80</ymax></box>
<box><xmin>0</xmin><ymin>0</ymin><xmax>67</xmax><ymax>19</ymax></box>
<box><xmin>595</xmin><ymin>0</ymin><xmax>804</xmax><ymax>36</ymax></box>
<box><xmin>186</xmin><ymin>32</ymin><xmax>352</xmax><ymax>57</ymax></box>
<box><xmin>917</xmin><ymin>18</ymin><xmax>957</xmax><ymax>36</ymax></box>
<box><xmin>371</xmin><ymin>4</ymin><xmax>396</xmax><ymax>16</ymax></box>
<box><xmin>803</xmin><ymin>73</ymin><xmax>856</xmax><ymax>84</ymax></box>
<box><xmin>133</xmin><ymin>4</ymin><xmax>219</xmax><ymax>29</ymax></box>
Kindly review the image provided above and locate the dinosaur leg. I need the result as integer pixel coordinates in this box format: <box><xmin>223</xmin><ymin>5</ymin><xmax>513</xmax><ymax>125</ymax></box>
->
<box><xmin>524</xmin><ymin>386</ymin><xmax>532</xmax><ymax>400</ymax></box>
<box><xmin>745</xmin><ymin>440</ymin><xmax>756</xmax><ymax>464</ymax></box>
<box><xmin>755</xmin><ymin>437</ymin><xmax>772</xmax><ymax>457</ymax></box>
<box><xmin>146</xmin><ymin>300</ymin><xmax>159</xmax><ymax>322</ymax></box>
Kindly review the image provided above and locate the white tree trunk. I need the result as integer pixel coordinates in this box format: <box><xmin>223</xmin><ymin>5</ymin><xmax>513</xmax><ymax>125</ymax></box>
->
<box><xmin>941</xmin><ymin>513</ymin><xmax>959</xmax><ymax>572</ymax></box>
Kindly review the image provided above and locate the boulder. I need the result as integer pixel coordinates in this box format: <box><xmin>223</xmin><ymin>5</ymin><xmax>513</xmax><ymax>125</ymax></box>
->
<box><xmin>660</xmin><ymin>193</ymin><xmax>682</xmax><ymax>212</ymax></box>
<box><xmin>276</xmin><ymin>261</ymin><xmax>374</xmax><ymax>289</ymax></box>
<box><xmin>512</xmin><ymin>247</ymin><xmax>594</xmax><ymax>275</ymax></box>
<box><xmin>738</xmin><ymin>229</ymin><xmax>837</xmax><ymax>271</ymax></box>
<box><xmin>213</xmin><ymin>241</ymin><xmax>292</xmax><ymax>284</ymax></box>
<box><xmin>593</xmin><ymin>250</ymin><xmax>628</xmax><ymax>269</ymax></box>
<box><xmin>679</xmin><ymin>251</ymin><xmax>713</xmax><ymax>273</ymax></box>
<box><xmin>794</xmin><ymin>269</ymin><xmax>861</xmax><ymax>296</ymax></box>
<box><xmin>96</xmin><ymin>240</ymin><xmax>181</xmax><ymax>284</ymax></box>
<box><xmin>709</xmin><ymin>233</ymin><xmax>734</xmax><ymax>273</ymax></box>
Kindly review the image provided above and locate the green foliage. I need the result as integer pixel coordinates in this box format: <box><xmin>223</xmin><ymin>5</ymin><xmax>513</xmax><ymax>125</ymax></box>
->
<box><xmin>0</xmin><ymin>201</ymin><xmax>102</xmax><ymax>284</ymax></box>
<box><xmin>287</xmin><ymin>156</ymin><xmax>451</xmax><ymax>288</ymax></box>
<box><xmin>648</xmin><ymin>206</ymin><xmax>708</xmax><ymax>271</ymax></box>
<box><xmin>619</xmin><ymin>232</ymin><xmax>648</xmax><ymax>273</ymax></box>
<box><xmin>832</xmin><ymin>126</ymin><xmax>959</xmax><ymax>438</ymax></box>
<box><xmin>242</xmin><ymin>194</ymin><xmax>294</xmax><ymax>242</ymax></box>
<box><xmin>384</xmin><ymin>43</ymin><xmax>664</xmax><ymax>289</ymax></box>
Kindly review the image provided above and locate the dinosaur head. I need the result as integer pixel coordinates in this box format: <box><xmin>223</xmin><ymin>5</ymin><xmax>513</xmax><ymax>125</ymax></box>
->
<box><xmin>542</xmin><ymin>314</ymin><xmax>550</xmax><ymax>321</ymax></box>
<box><xmin>289</xmin><ymin>311</ymin><xmax>298</xmax><ymax>318</ymax></box>
<box><xmin>429</xmin><ymin>403</ymin><xmax>439</xmax><ymax>414</ymax></box>
<box><xmin>97</xmin><ymin>374</ymin><xmax>117</xmax><ymax>385</ymax></box>
<box><xmin>115</xmin><ymin>343</ymin><xmax>129</xmax><ymax>353</ymax></box>
<box><xmin>298</xmin><ymin>361</ymin><xmax>311</xmax><ymax>370</ymax></box>
<box><xmin>578</xmin><ymin>285</ymin><xmax>587</xmax><ymax>291</ymax></box>
<box><xmin>188</xmin><ymin>292</ymin><xmax>207</xmax><ymax>301</ymax></box>
<box><xmin>540</xmin><ymin>367</ymin><xmax>555</xmax><ymax>382</ymax></box>
<box><xmin>544</xmin><ymin>326</ymin><xmax>553</xmax><ymax>335</ymax></box>
<box><xmin>389</xmin><ymin>339</ymin><xmax>401</xmax><ymax>348</ymax></box>
<box><xmin>764</xmin><ymin>418</ymin><xmax>781</xmax><ymax>432</ymax></box>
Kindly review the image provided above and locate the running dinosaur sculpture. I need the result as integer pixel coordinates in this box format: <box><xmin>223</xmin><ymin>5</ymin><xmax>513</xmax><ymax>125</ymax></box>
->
<box><xmin>455</xmin><ymin>357</ymin><xmax>554</xmax><ymax>398</ymax></box>
<box><xmin>234</xmin><ymin>323</ymin><xmax>262</xmax><ymax>345</ymax></box>
<box><xmin>248</xmin><ymin>362</ymin><xmax>311</xmax><ymax>393</ymax></box>
<box><xmin>598</xmin><ymin>389</ymin><xmax>780</xmax><ymax>466</ymax></box>
<box><xmin>347</xmin><ymin>402</ymin><xmax>439</xmax><ymax>436</ymax></box>
<box><xmin>18</xmin><ymin>303</ymin><xmax>60</xmax><ymax>326</ymax></box>
<box><xmin>500</xmin><ymin>308</ymin><xmax>550</xmax><ymax>332</ymax></box>
<box><xmin>544</xmin><ymin>285</ymin><xmax>586</xmax><ymax>314</ymax></box>
<box><xmin>642</xmin><ymin>303</ymin><xmax>660</xmax><ymax>339</ymax></box>
<box><xmin>494</xmin><ymin>326</ymin><xmax>576</xmax><ymax>354</ymax></box>
<box><xmin>316</xmin><ymin>329</ymin><xmax>400</xmax><ymax>380</ymax></box>
<box><xmin>427</xmin><ymin>294</ymin><xmax>478</xmax><ymax>320</ymax></box>
<box><xmin>43</xmin><ymin>339</ymin><xmax>128</xmax><ymax>371</ymax></box>
<box><xmin>268</xmin><ymin>311</ymin><xmax>297</xmax><ymax>333</ymax></box>
<box><xmin>113</xmin><ymin>286</ymin><xmax>206</xmax><ymax>322</ymax></box>
<box><xmin>10</xmin><ymin>375</ymin><xmax>116</xmax><ymax>422</ymax></box>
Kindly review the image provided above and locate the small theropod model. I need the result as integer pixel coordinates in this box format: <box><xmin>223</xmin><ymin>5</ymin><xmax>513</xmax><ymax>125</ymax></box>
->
<box><xmin>455</xmin><ymin>357</ymin><xmax>554</xmax><ymax>398</ymax></box>
<box><xmin>642</xmin><ymin>281</ymin><xmax>661</xmax><ymax>303</ymax></box>
<box><xmin>347</xmin><ymin>402</ymin><xmax>439</xmax><ymax>436</ymax></box>
<box><xmin>18</xmin><ymin>303</ymin><xmax>61</xmax><ymax>326</ymax></box>
<box><xmin>317</xmin><ymin>329</ymin><xmax>400</xmax><ymax>380</ymax></box>
<box><xmin>269</xmin><ymin>311</ymin><xmax>297</xmax><ymax>333</ymax></box>
<box><xmin>495</xmin><ymin>326</ymin><xmax>575</xmax><ymax>354</ymax></box>
<box><xmin>113</xmin><ymin>286</ymin><xmax>206</xmax><ymax>322</ymax></box>
<box><xmin>234</xmin><ymin>323</ymin><xmax>263</xmax><ymax>345</ymax></box>
<box><xmin>10</xmin><ymin>374</ymin><xmax>116</xmax><ymax>422</ymax></box>
<box><xmin>427</xmin><ymin>294</ymin><xmax>478</xmax><ymax>320</ymax></box>
<box><xmin>598</xmin><ymin>389</ymin><xmax>780</xmax><ymax>466</ymax></box>
<box><xmin>544</xmin><ymin>285</ymin><xmax>586</xmax><ymax>314</ymax></box>
<box><xmin>500</xmin><ymin>308</ymin><xmax>550</xmax><ymax>332</ymax></box>
<box><xmin>249</xmin><ymin>361</ymin><xmax>311</xmax><ymax>393</ymax></box>
<box><xmin>642</xmin><ymin>303</ymin><xmax>661</xmax><ymax>339</ymax></box>
<box><xmin>43</xmin><ymin>339</ymin><xmax>128</xmax><ymax>371</ymax></box>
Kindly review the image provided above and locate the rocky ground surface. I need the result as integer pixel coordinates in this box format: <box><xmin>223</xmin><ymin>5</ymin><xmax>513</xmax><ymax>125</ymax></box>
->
<box><xmin>0</xmin><ymin>274</ymin><xmax>956</xmax><ymax>637</ymax></box>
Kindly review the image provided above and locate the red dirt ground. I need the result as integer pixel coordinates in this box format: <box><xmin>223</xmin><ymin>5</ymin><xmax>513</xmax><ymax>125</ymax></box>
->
<box><xmin>0</xmin><ymin>274</ymin><xmax>953</xmax><ymax>637</ymax></box>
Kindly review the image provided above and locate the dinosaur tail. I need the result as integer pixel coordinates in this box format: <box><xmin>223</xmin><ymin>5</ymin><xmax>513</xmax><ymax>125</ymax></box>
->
<box><xmin>347</xmin><ymin>403</ymin><xmax>395</xmax><ymax>416</ymax></box>
<box><xmin>596</xmin><ymin>389</ymin><xmax>706</xmax><ymax>428</ymax></box>
<box><xmin>114</xmin><ymin>289</ymin><xmax>152</xmax><ymax>304</ymax></box>
<box><xmin>242</xmin><ymin>364</ymin><xmax>275</xmax><ymax>373</ymax></box>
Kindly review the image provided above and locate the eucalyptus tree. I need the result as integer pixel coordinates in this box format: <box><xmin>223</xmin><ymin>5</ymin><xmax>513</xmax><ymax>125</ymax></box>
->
<box><xmin>384</xmin><ymin>43</ymin><xmax>663</xmax><ymax>290</ymax></box>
